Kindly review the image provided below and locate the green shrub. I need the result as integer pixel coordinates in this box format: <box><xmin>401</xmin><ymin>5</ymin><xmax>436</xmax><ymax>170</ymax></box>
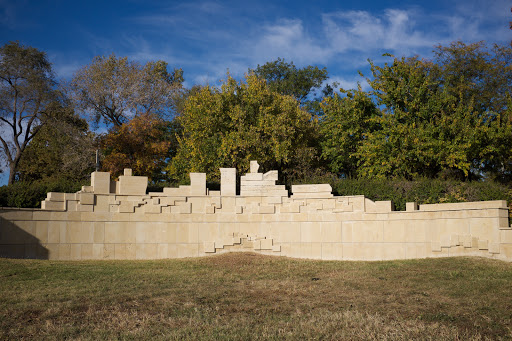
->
<box><xmin>0</xmin><ymin>178</ymin><xmax>86</xmax><ymax>208</ymax></box>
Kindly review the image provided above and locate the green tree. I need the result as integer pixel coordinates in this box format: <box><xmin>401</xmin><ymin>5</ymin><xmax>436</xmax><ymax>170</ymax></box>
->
<box><xmin>167</xmin><ymin>74</ymin><xmax>317</xmax><ymax>182</ymax></box>
<box><xmin>251</xmin><ymin>58</ymin><xmax>328</xmax><ymax>105</ymax></box>
<box><xmin>433</xmin><ymin>41</ymin><xmax>512</xmax><ymax>114</ymax></box>
<box><xmin>70</xmin><ymin>54</ymin><xmax>183</xmax><ymax>128</ymax></box>
<box><xmin>359</xmin><ymin>55</ymin><xmax>489</xmax><ymax>179</ymax></box>
<box><xmin>320</xmin><ymin>87</ymin><xmax>381</xmax><ymax>178</ymax></box>
<box><xmin>0</xmin><ymin>41</ymin><xmax>58</xmax><ymax>185</ymax></box>
<box><xmin>17</xmin><ymin>101</ymin><xmax>96</xmax><ymax>182</ymax></box>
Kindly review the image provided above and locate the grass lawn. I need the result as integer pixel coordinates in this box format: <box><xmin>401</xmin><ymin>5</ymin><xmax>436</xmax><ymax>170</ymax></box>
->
<box><xmin>1</xmin><ymin>253</ymin><xmax>512</xmax><ymax>340</ymax></box>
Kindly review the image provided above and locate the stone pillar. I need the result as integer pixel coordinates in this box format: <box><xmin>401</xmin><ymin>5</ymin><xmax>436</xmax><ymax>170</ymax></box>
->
<box><xmin>91</xmin><ymin>172</ymin><xmax>111</xmax><ymax>194</ymax></box>
<box><xmin>220</xmin><ymin>168</ymin><xmax>236</xmax><ymax>196</ymax></box>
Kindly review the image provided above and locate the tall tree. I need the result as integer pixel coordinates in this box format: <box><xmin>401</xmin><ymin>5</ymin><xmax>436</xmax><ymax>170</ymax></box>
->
<box><xmin>69</xmin><ymin>54</ymin><xmax>183</xmax><ymax>128</ymax></box>
<box><xmin>167</xmin><ymin>74</ymin><xmax>317</xmax><ymax>182</ymax></box>
<box><xmin>320</xmin><ymin>87</ymin><xmax>381</xmax><ymax>178</ymax></box>
<box><xmin>251</xmin><ymin>58</ymin><xmax>328</xmax><ymax>105</ymax></box>
<box><xmin>17</xmin><ymin>101</ymin><xmax>96</xmax><ymax>182</ymax></box>
<box><xmin>0</xmin><ymin>41</ymin><xmax>58</xmax><ymax>185</ymax></box>
<box><xmin>359</xmin><ymin>54</ymin><xmax>503</xmax><ymax>180</ymax></box>
<box><xmin>433</xmin><ymin>41</ymin><xmax>512</xmax><ymax>114</ymax></box>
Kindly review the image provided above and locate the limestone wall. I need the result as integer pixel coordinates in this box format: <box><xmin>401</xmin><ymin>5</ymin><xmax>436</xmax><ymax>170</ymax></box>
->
<box><xmin>1</xmin><ymin>161</ymin><xmax>511</xmax><ymax>261</ymax></box>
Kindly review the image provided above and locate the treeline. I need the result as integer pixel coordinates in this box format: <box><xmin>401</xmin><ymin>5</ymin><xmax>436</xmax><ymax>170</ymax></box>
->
<box><xmin>1</xmin><ymin>41</ymin><xmax>511</xmax><ymax>208</ymax></box>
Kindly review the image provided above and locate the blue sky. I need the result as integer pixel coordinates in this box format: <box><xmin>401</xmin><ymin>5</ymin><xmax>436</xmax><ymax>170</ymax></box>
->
<box><xmin>1</xmin><ymin>0</ymin><xmax>510</xmax><ymax>88</ymax></box>
<box><xmin>0</xmin><ymin>0</ymin><xmax>510</xmax><ymax>183</ymax></box>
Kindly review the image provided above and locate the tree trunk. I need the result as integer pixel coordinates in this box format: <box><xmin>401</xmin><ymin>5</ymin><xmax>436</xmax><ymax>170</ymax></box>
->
<box><xmin>8</xmin><ymin>162</ymin><xmax>16</xmax><ymax>185</ymax></box>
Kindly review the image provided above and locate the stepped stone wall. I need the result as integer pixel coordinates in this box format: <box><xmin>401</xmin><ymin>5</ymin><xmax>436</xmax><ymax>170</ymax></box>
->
<box><xmin>1</xmin><ymin>161</ymin><xmax>511</xmax><ymax>261</ymax></box>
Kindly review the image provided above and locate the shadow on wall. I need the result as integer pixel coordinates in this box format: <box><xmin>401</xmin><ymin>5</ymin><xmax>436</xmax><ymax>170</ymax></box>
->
<box><xmin>0</xmin><ymin>215</ymin><xmax>48</xmax><ymax>259</ymax></box>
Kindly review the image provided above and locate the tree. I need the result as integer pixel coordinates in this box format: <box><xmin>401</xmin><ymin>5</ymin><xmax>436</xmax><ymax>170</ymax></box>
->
<box><xmin>17</xmin><ymin>101</ymin><xmax>96</xmax><ymax>182</ymax></box>
<box><xmin>320</xmin><ymin>87</ymin><xmax>381</xmax><ymax>178</ymax></box>
<box><xmin>359</xmin><ymin>55</ymin><xmax>489</xmax><ymax>179</ymax></box>
<box><xmin>251</xmin><ymin>58</ymin><xmax>328</xmax><ymax>105</ymax></box>
<box><xmin>100</xmin><ymin>113</ymin><xmax>174</xmax><ymax>181</ymax></box>
<box><xmin>433</xmin><ymin>41</ymin><xmax>512</xmax><ymax>114</ymax></box>
<box><xmin>167</xmin><ymin>74</ymin><xmax>317</xmax><ymax>182</ymax></box>
<box><xmin>0</xmin><ymin>41</ymin><xmax>58</xmax><ymax>185</ymax></box>
<box><xmin>69</xmin><ymin>54</ymin><xmax>183</xmax><ymax>128</ymax></box>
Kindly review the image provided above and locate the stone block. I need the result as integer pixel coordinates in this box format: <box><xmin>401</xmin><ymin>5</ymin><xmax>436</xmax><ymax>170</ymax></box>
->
<box><xmin>383</xmin><ymin>221</ymin><xmax>406</xmax><ymax>243</ymax></box>
<box><xmin>365</xmin><ymin>199</ymin><xmax>393</xmax><ymax>213</ymax></box>
<box><xmin>179</xmin><ymin>202</ymin><xmax>192</xmax><ymax>214</ymax></box>
<box><xmin>241</xmin><ymin>189</ymin><xmax>288</xmax><ymax>197</ymax></box>
<box><xmin>281</xmin><ymin>203</ymin><xmax>301</xmax><ymax>213</ymax></box>
<box><xmin>301</xmin><ymin>222</ymin><xmax>322</xmax><ymax>243</ymax></box>
<box><xmin>250</xmin><ymin>160</ymin><xmax>260</xmax><ymax>173</ymax></box>
<box><xmin>292</xmin><ymin>184</ymin><xmax>332</xmax><ymax>193</ymax></box>
<box><xmin>419</xmin><ymin>200</ymin><xmax>507</xmax><ymax>211</ymax></box>
<box><xmin>260</xmin><ymin>238</ymin><xmax>273</xmax><ymax>250</ymax></box>
<box><xmin>263</xmin><ymin>170</ymin><xmax>278</xmax><ymax>181</ymax></box>
<box><xmin>256</xmin><ymin>205</ymin><xmax>275</xmax><ymax>214</ymax></box>
<box><xmin>91</xmin><ymin>172</ymin><xmax>111</xmax><ymax>194</ymax></box>
<box><xmin>242</xmin><ymin>179</ymin><xmax>276</xmax><ymax>186</ymax></box>
<box><xmin>77</xmin><ymin>204</ymin><xmax>94</xmax><ymax>212</ymax></box>
<box><xmin>272</xmin><ymin>244</ymin><xmax>281</xmax><ymax>252</ymax></box>
<box><xmin>41</xmin><ymin>200</ymin><xmax>65</xmax><ymax>211</ymax></box>
<box><xmin>489</xmin><ymin>243</ymin><xmax>500</xmax><ymax>254</ymax></box>
<box><xmin>70</xmin><ymin>244</ymin><xmax>82</xmax><ymax>260</ymax></box>
<box><xmin>351</xmin><ymin>221</ymin><xmax>384</xmax><ymax>243</ymax></box>
<box><xmin>119</xmin><ymin>202</ymin><xmax>135</xmax><ymax>213</ymax></box>
<box><xmin>79</xmin><ymin>193</ymin><xmax>95</xmax><ymax>205</ymax></box>
<box><xmin>406</xmin><ymin>202</ymin><xmax>418</xmax><ymax>211</ymax></box>
<box><xmin>145</xmin><ymin>205</ymin><xmax>161</xmax><ymax>214</ymax></box>
<box><xmin>220</xmin><ymin>168</ymin><xmax>236</xmax><ymax>196</ymax></box>
<box><xmin>118</xmin><ymin>175</ymin><xmax>148</xmax><ymax>195</ymax></box>
<box><xmin>241</xmin><ymin>173</ymin><xmax>263</xmax><ymax>181</ymax></box>
<box><xmin>81</xmin><ymin>185</ymin><xmax>94</xmax><ymax>193</ymax></box>
<box><xmin>136</xmin><ymin>244</ymin><xmax>157</xmax><ymax>260</ymax></box>
<box><xmin>321</xmin><ymin>222</ymin><xmax>342</xmax><ymax>242</ymax></box>
<box><xmin>59</xmin><ymin>244</ymin><xmax>71</xmax><ymax>260</ymax></box>
<box><xmin>157</xmin><ymin>243</ymin><xmax>168</xmax><ymax>259</ymax></box>
<box><xmin>431</xmin><ymin>242</ymin><xmax>442</xmax><ymax>252</ymax></box>
<box><xmin>440</xmin><ymin>235</ymin><xmax>451</xmax><ymax>248</ymax></box>
<box><xmin>291</xmin><ymin>192</ymin><xmax>333</xmax><ymax>199</ymax></box>
<box><xmin>478</xmin><ymin>239</ymin><xmax>488</xmax><ymax>250</ymax></box>
<box><xmin>451</xmin><ymin>234</ymin><xmax>460</xmax><ymax>246</ymax></box>
<box><xmin>189</xmin><ymin>173</ymin><xmax>207</xmax><ymax>196</ymax></box>
<box><xmin>177</xmin><ymin>243</ymin><xmax>199</xmax><ymax>258</ymax></box>
<box><xmin>47</xmin><ymin>192</ymin><xmax>66</xmax><ymax>201</ymax></box>
<box><xmin>463</xmin><ymin>235</ymin><xmax>473</xmax><ymax>248</ymax></box>
<box><xmin>163</xmin><ymin>186</ymin><xmax>190</xmax><ymax>196</ymax></box>
<box><xmin>382</xmin><ymin>243</ymin><xmax>406</xmax><ymax>260</ymax></box>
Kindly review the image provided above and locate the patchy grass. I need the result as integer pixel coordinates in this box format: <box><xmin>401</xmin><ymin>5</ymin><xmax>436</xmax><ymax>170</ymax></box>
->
<box><xmin>1</xmin><ymin>253</ymin><xmax>512</xmax><ymax>340</ymax></box>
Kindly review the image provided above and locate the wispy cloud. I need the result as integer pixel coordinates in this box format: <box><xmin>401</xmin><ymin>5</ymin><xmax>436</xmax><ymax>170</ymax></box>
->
<box><xmin>48</xmin><ymin>0</ymin><xmax>512</xmax><ymax>87</ymax></box>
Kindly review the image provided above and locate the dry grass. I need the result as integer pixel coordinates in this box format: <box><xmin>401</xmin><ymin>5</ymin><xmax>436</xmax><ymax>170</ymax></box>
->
<box><xmin>1</xmin><ymin>253</ymin><xmax>512</xmax><ymax>340</ymax></box>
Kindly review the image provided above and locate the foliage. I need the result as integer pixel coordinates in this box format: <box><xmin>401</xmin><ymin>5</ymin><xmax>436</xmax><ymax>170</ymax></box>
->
<box><xmin>167</xmin><ymin>74</ymin><xmax>318</xmax><ymax>182</ymax></box>
<box><xmin>69</xmin><ymin>54</ymin><xmax>183</xmax><ymax>127</ymax></box>
<box><xmin>16</xmin><ymin>101</ymin><xmax>96</xmax><ymax>182</ymax></box>
<box><xmin>100</xmin><ymin>113</ymin><xmax>175</xmax><ymax>181</ymax></box>
<box><xmin>320</xmin><ymin>87</ymin><xmax>381</xmax><ymax>178</ymax></box>
<box><xmin>433</xmin><ymin>41</ymin><xmax>512</xmax><ymax>114</ymax></box>
<box><xmin>0</xmin><ymin>41</ymin><xmax>58</xmax><ymax>185</ymax></box>
<box><xmin>319</xmin><ymin>42</ymin><xmax>512</xmax><ymax>181</ymax></box>
<box><xmin>0</xmin><ymin>178</ymin><xmax>85</xmax><ymax>208</ymax></box>
<box><xmin>251</xmin><ymin>58</ymin><xmax>328</xmax><ymax>104</ymax></box>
